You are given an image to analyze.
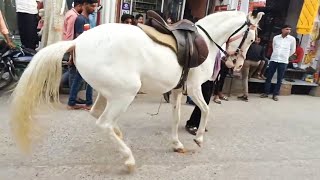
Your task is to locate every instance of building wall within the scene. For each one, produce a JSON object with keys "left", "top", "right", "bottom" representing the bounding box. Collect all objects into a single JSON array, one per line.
[
  {"left": 188, "top": 0, "right": 207, "bottom": 18},
  {"left": 1, "top": 0, "right": 18, "bottom": 34},
  {"left": 285, "top": 0, "right": 304, "bottom": 37}
]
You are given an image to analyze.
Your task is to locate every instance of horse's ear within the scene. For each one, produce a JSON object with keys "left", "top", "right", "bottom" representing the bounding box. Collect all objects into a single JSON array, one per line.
[
  {"left": 256, "top": 12, "right": 265, "bottom": 23},
  {"left": 248, "top": 11, "right": 264, "bottom": 25}
]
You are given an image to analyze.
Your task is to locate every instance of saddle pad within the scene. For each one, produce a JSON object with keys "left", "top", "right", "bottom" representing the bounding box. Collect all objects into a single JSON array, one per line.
[{"left": 138, "top": 24, "right": 177, "bottom": 53}]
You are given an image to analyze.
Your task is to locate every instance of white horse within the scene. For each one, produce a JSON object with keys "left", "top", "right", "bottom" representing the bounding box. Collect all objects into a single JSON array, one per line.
[{"left": 10, "top": 11, "right": 264, "bottom": 171}]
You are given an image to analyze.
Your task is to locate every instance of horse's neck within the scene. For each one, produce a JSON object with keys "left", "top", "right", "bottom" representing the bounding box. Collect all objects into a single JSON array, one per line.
[{"left": 197, "top": 12, "right": 246, "bottom": 47}]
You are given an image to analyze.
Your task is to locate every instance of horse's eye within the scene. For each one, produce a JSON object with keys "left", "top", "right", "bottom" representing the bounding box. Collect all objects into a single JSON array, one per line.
[{"left": 251, "top": 40, "right": 254, "bottom": 42}]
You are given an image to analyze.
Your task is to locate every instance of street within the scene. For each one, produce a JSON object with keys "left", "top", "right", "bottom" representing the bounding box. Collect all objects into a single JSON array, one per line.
[{"left": 1, "top": 93, "right": 320, "bottom": 180}]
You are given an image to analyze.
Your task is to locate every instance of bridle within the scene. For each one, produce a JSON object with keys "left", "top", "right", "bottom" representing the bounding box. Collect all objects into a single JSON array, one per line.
[{"left": 197, "top": 21, "right": 256, "bottom": 62}]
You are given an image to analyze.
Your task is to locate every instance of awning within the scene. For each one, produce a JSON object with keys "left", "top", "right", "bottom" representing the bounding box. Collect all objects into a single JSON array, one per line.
[{"left": 296, "top": 0, "right": 320, "bottom": 35}]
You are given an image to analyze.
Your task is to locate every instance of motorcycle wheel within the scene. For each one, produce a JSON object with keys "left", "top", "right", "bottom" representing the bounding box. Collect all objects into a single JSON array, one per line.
[{"left": 0, "top": 68, "right": 13, "bottom": 90}]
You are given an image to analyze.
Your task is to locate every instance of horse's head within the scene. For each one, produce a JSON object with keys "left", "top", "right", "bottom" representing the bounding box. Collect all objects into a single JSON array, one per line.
[{"left": 224, "top": 12, "right": 264, "bottom": 72}]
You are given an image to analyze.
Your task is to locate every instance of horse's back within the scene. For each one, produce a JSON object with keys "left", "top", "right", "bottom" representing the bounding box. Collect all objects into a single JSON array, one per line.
[{"left": 74, "top": 23, "right": 182, "bottom": 94}]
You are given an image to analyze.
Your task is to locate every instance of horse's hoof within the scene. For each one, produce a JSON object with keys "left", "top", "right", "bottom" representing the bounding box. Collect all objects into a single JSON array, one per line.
[
  {"left": 126, "top": 164, "right": 135, "bottom": 173},
  {"left": 173, "top": 148, "right": 186, "bottom": 153},
  {"left": 193, "top": 139, "right": 202, "bottom": 147}
]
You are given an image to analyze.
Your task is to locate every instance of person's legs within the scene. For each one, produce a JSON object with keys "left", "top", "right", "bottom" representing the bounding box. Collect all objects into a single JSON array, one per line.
[
  {"left": 262, "top": 61, "right": 278, "bottom": 96},
  {"left": 17, "top": 13, "right": 27, "bottom": 48},
  {"left": 18, "top": 13, "right": 38, "bottom": 49},
  {"left": 186, "top": 80, "right": 214, "bottom": 131},
  {"left": 218, "top": 63, "right": 228, "bottom": 94},
  {"left": 213, "top": 63, "right": 228, "bottom": 102},
  {"left": 85, "top": 83, "right": 93, "bottom": 106},
  {"left": 253, "top": 60, "right": 265, "bottom": 78},
  {"left": 273, "top": 62, "right": 287, "bottom": 100},
  {"left": 68, "top": 70, "right": 84, "bottom": 108},
  {"left": 240, "top": 61, "right": 250, "bottom": 97},
  {"left": 248, "top": 61, "right": 261, "bottom": 78},
  {"left": 68, "top": 65, "right": 77, "bottom": 88}
]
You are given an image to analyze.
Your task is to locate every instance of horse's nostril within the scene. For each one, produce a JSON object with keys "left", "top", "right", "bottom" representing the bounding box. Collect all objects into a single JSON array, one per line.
[{"left": 238, "top": 65, "right": 243, "bottom": 68}]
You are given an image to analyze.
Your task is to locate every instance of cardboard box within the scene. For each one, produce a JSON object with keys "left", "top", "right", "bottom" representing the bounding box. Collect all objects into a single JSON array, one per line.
[
  {"left": 309, "top": 86, "right": 320, "bottom": 97},
  {"left": 279, "top": 84, "right": 292, "bottom": 96}
]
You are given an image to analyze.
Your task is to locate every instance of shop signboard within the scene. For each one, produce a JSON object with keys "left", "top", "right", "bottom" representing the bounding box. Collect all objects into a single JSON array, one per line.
[{"left": 121, "top": 2, "right": 131, "bottom": 14}]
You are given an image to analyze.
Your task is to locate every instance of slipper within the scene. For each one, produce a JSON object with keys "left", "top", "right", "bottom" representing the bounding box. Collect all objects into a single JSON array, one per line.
[
  {"left": 219, "top": 96, "right": 229, "bottom": 101},
  {"left": 213, "top": 98, "right": 221, "bottom": 104},
  {"left": 237, "top": 95, "right": 248, "bottom": 102}
]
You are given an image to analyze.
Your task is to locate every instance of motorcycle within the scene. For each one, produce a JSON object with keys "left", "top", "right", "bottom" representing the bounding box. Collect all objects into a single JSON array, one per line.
[{"left": 0, "top": 44, "right": 36, "bottom": 90}]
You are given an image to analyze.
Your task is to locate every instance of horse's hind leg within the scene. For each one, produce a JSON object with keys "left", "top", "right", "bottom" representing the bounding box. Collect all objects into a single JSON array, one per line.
[
  {"left": 96, "top": 95, "right": 136, "bottom": 171},
  {"left": 90, "top": 93, "right": 107, "bottom": 119},
  {"left": 170, "top": 89, "right": 185, "bottom": 152},
  {"left": 91, "top": 93, "right": 123, "bottom": 139}
]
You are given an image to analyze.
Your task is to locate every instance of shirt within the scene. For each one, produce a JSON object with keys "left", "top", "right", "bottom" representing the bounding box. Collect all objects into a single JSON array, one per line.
[
  {"left": 15, "top": 0, "right": 39, "bottom": 14},
  {"left": 270, "top": 34, "right": 296, "bottom": 64},
  {"left": 0, "top": 11, "right": 9, "bottom": 35},
  {"left": 74, "top": 14, "right": 90, "bottom": 39},
  {"left": 63, "top": 8, "right": 79, "bottom": 40},
  {"left": 246, "top": 43, "right": 265, "bottom": 61},
  {"left": 89, "top": 12, "right": 97, "bottom": 28}
]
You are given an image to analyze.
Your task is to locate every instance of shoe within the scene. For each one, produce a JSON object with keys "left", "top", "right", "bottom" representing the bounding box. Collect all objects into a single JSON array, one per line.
[
  {"left": 76, "top": 98, "right": 86, "bottom": 104},
  {"left": 237, "top": 95, "right": 248, "bottom": 102},
  {"left": 272, "top": 95, "right": 279, "bottom": 101},
  {"left": 260, "top": 93, "right": 268, "bottom": 98},
  {"left": 67, "top": 104, "right": 84, "bottom": 110},
  {"left": 185, "top": 125, "right": 208, "bottom": 136},
  {"left": 185, "top": 125, "right": 197, "bottom": 136}
]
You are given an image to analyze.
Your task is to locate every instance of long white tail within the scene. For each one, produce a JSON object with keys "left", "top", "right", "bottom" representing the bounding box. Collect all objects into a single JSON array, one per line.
[{"left": 10, "top": 41, "right": 76, "bottom": 152}]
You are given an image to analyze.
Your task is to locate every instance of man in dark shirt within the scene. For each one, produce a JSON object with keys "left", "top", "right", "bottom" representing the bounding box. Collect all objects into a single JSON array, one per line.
[
  {"left": 68, "top": 0, "right": 97, "bottom": 110},
  {"left": 238, "top": 37, "right": 265, "bottom": 101}
]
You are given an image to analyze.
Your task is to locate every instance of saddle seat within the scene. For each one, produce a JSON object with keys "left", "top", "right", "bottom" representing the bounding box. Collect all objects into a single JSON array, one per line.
[
  {"left": 140, "top": 10, "right": 209, "bottom": 89},
  {"left": 146, "top": 10, "right": 198, "bottom": 34},
  {"left": 137, "top": 23, "right": 178, "bottom": 53},
  {"left": 144, "top": 10, "right": 208, "bottom": 69}
]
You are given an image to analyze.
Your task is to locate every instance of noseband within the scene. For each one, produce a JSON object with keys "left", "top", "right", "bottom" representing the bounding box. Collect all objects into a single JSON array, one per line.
[{"left": 197, "top": 21, "right": 254, "bottom": 59}]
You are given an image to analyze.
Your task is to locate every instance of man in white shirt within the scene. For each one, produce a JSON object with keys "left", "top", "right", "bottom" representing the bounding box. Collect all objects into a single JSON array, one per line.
[
  {"left": 261, "top": 25, "right": 296, "bottom": 101},
  {"left": 15, "top": 0, "right": 41, "bottom": 49}
]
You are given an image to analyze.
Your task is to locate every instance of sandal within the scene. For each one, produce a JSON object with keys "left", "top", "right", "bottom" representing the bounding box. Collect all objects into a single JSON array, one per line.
[
  {"left": 213, "top": 98, "right": 221, "bottom": 104},
  {"left": 219, "top": 96, "right": 229, "bottom": 101},
  {"left": 237, "top": 95, "right": 248, "bottom": 102}
]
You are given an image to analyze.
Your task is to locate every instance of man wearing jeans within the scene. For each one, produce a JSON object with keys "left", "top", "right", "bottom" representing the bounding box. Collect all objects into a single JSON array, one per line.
[
  {"left": 67, "top": 0, "right": 97, "bottom": 110},
  {"left": 260, "top": 25, "right": 296, "bottom": 101}
]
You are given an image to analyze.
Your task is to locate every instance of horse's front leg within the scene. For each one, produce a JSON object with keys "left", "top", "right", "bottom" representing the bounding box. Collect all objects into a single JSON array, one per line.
[
  {"left": 188, "top": 86, "right": 210, "bottom": 147},
  {"left": 170, "top": 89, "right": 185, "bottom": 153}
]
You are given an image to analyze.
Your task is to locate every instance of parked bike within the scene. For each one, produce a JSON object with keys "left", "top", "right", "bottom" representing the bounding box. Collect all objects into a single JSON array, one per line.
[{"left": 0, "top": 44, "right": 36, "bottom": 90}]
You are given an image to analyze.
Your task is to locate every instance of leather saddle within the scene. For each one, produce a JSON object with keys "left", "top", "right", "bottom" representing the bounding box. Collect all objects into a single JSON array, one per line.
[
  {"left": 145, "top": 10, "right": 208, "bottom": 68},
  {"left": 142, "top": 10, "right": 209, "bottom": 88}
]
